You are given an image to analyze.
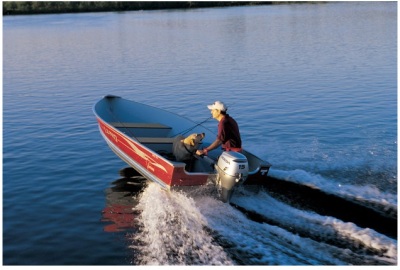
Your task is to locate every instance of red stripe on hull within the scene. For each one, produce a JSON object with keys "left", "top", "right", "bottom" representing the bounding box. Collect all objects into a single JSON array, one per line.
[{"left": 97, "top": 118, "right": 208, "bottom": 187}]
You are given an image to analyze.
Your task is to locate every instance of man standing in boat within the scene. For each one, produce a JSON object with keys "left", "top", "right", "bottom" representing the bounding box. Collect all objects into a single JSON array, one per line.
[{"left": 196, "top": 101, "right": 242, "bottom": 155}]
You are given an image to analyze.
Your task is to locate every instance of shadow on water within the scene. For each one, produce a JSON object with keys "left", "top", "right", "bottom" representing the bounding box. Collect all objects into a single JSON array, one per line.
[
  {"left": 102, "top": 168, "right": 148, "bottom": 233},
  {"left": 240, "top": 176, "right": 397, "bottom": 239}
]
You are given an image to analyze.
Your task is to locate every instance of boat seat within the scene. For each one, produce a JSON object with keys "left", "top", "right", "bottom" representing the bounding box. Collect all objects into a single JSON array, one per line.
[
  {"left": 136, "top": 137, "right": 176, "bottom": 144},
  {"left": 110, "top": 122, "right": 171, "bottom": 129}
]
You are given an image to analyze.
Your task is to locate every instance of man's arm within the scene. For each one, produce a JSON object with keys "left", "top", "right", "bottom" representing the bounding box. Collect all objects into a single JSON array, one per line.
[{"left": 196, "top": 139, "right": 222, "bottom": 155}]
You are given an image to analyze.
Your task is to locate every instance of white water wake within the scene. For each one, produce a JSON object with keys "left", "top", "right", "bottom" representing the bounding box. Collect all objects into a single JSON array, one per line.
[
  {"left": 230, "top": 187, "right": 397, "bottom": 265},
  {"left": 269, "top": 168, "right": 397, "bottom": 215},
  {"left": 130, "top": 182, "right": 397, "bottom": 265},
  {"left": 130, "top": 183, "right": 233, "bottom": 265}
]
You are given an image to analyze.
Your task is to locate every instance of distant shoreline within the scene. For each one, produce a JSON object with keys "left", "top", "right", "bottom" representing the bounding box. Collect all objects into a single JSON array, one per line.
[{"left": 3, "top": 1, "right": 324, "bottom": 16}]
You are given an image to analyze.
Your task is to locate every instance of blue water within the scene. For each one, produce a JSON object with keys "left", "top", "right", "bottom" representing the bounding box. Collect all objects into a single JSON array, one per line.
[{"left": 3, "top": 2, "right": 397, "bottom": 265}]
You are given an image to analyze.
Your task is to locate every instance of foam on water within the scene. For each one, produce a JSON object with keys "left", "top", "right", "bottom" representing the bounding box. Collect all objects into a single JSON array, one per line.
[
  {"left": 130, "top": 182, "right": 397, "bottom": 265},
  {"left": 230, "top": 188, "right": 397, "bottom": 264},
  {"left": 195, "top": 195, "right": 345, "bottom": 265},
  {"left": 269, "top": 168, "right": 397, "bottom": 214},
  {"left": 130, "top": 183, "right": 233, "bottom": 265}
]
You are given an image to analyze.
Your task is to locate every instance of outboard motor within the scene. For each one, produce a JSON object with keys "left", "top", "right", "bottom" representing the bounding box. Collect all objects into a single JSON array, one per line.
[{"left": 215, "top": 151, "right": 249, "bottom": 202}]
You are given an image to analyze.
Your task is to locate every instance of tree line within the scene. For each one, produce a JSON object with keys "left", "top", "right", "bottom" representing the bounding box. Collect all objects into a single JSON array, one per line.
[{"left": 3, "top": 1, "right": 274, "bottom": 15}]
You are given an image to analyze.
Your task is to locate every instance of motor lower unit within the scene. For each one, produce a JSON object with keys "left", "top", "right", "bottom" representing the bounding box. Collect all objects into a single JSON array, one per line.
[{"left": 215, "top": 151, "right": 249, "bottom": 202}]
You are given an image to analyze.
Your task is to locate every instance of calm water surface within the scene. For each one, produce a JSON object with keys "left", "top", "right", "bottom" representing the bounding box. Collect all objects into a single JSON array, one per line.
[{"left": 3, "top": 2, "right": 397, "bottom": 265}]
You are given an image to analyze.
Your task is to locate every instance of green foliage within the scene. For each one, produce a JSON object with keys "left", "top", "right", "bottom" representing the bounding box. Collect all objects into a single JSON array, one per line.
[{"left": 3, "top": 1, "right": 268, "bottom": 15}]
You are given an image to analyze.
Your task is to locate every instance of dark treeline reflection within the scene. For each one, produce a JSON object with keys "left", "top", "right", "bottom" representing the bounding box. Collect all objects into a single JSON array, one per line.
[{"left": 3, "top": 1, "right": 287, "bottom": 15}]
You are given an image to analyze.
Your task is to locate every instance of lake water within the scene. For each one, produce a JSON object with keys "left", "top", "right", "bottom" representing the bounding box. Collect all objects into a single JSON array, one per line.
[{"left": 2, "top": 2, "right": 397, "bottom": 266}]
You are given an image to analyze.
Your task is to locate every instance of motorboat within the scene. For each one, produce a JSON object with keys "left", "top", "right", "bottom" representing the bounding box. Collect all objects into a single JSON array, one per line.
[{"left": 93, "top": 95, "right": 271, "bottom": 202}]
